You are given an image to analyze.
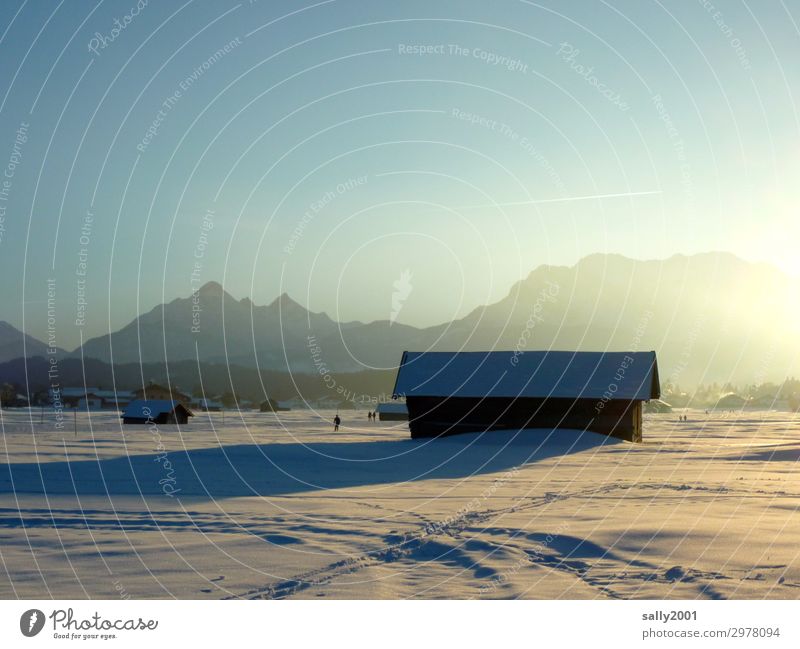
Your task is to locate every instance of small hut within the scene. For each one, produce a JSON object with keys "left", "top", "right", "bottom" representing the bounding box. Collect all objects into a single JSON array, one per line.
[
  {"left": 376, "top": 402, "right": 408, "bottom": 421},
  {"left": 121, "top": 400, "right": 193, "bottom": 425},
  {"left": 260, "top": 398, "right": 290, "bottom": 412}
]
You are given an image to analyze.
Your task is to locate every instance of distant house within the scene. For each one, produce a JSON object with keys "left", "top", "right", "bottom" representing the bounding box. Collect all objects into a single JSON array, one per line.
[
  {"left": 376, "top": 402, "right": 408, "bottom": 421},
  {"left": 714, "top": 392, "right": 746, "bottom": 409},
  {"left": 51, "top": 387, "right": 134, "bottom": 410},
  {"left": 52, "top": 387, "right": 100, "bottom": 408},
  {"left": 392, "top": 350, "right": 661, "bottom": 443},
  {"left": 260, "top": 398, "right": 290, "bottom": 412},
  {"left": 78, "top": 394, "right": 104, "bottom": 410},
  {"left": 121, "top": 400, "right": 193, "bottom": 425},
  {"left": 133, "top": 382, "right": 190, "bottom": 405},
  {"left": 196, "top": 398, "right": 223, "bottom": 412},
  {"left": 644, "top": 399, "right": 673, "bottom": 414},
  {"left": 93, "top": 390, "right": 134, "bottom": 410}
]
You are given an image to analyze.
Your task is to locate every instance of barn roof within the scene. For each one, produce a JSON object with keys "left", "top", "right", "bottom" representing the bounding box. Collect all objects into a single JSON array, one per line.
[
  {"left": 392, "top": 350, "right": 660, "bottom": 401},
  {"left": 121, "top": 400, "right": 193, "bottom": 419},
  {"left": 55, "top": 387, "right": 100, "bottom": 398}
]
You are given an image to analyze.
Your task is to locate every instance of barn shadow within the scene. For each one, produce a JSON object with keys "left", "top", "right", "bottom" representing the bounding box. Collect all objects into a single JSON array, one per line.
[
  {"left": 0, "top": 429, "right": 619, "bottom": 500},
  {"left": 735, "top": 443, "right": 800, "bottom": 462}
]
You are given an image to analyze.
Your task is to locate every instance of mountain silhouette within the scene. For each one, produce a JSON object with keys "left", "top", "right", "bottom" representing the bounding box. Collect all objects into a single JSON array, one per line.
[
  {"left": 0, "top": 321, "right": 64, "bottom": 364},
  {"left": 3, "top": 253, "right": 797, "bottom": 386}
]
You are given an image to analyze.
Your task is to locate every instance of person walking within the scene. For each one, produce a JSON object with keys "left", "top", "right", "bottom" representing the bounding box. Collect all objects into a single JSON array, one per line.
[{"left": 334, "top": 414, "right": 341, "bottom": 431}]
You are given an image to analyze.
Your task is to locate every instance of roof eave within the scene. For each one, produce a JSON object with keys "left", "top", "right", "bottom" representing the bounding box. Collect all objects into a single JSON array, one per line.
[
  {"left": 391, "top": 351, "right": 409, "bottom": 399},
  {"left": 650, "top": 352, "right": 662, "bottom": 399}
]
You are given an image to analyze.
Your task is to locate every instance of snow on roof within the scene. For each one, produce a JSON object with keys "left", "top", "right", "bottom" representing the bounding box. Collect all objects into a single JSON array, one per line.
[
  {"left": 121, "top": 400, "right": 192, "bottom": 419},
  {"left": 94, "top": 390, "right": 134, "bottom": 399},
  {"left": 393, "top": 350, "right": 660, "bottom": 401},
  {"left": 56, "top": 387, "right": 100, "bottom": 397},
  {"left": 376, "top": 402, "right": 408, "bottom": 413}
]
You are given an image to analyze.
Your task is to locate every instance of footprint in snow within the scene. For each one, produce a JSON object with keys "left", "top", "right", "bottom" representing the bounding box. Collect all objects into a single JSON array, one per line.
[{"left": 665, "top": 566, "right": 687, "bottom": 582}]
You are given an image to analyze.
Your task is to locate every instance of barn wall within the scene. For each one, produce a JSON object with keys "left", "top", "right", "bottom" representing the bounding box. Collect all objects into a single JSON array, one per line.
[
  {"left": 406, "top": 396, "right": 643, "bottom": 442},
  {"left": 378, "top": 412, "right": 408, "bottom": 421},
  {"left": 122, "top": 411, "right": 188, "bottom": 425}
]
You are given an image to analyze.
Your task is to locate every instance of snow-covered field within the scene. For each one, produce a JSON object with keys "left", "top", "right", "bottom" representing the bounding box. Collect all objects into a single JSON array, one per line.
[{"left": 0, "top": 407, "right": 798, "bottom": 599}]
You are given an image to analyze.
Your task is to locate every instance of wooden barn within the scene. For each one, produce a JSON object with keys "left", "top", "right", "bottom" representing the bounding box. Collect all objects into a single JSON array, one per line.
[
  {"left": 121, "top": 400, "right": 193, "bottom": 425},
  {"left": 392, "top": 350, "right": 660, "bottom": 442}
]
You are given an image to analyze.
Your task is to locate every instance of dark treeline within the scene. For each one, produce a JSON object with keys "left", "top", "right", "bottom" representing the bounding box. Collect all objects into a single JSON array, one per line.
[
  {"left": 663, "top": 378, "right": 800, "bottom": 409},
  {"left": 6, "top": 355, "right": 798, "bottom": 411},
  {"left": 0, "top": 356, "right": 398, "bottom": 408}
]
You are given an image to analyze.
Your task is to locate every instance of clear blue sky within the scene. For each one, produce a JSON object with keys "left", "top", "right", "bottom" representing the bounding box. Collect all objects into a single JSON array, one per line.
[{"left": 0, "top": 0, "right": 798, "bottom": 348}]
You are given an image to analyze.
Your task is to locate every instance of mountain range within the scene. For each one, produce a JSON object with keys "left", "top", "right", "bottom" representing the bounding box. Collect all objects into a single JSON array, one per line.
[
  {"left": 0, "top": 321, "right": 64, "bottom": 362},
  {"left": 1, "top": 253, "right": 797, "bottom": 387}
]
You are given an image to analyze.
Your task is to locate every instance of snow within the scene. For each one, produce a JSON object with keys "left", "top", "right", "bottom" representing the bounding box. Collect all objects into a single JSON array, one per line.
[{"left": 0, "top": 407, "right": 798, "bottom": 599}]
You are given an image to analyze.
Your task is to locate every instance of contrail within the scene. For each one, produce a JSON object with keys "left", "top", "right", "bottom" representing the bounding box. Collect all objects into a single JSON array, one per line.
[{"left": 431, "top": 190, "right": 662, "bottom": 211}]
